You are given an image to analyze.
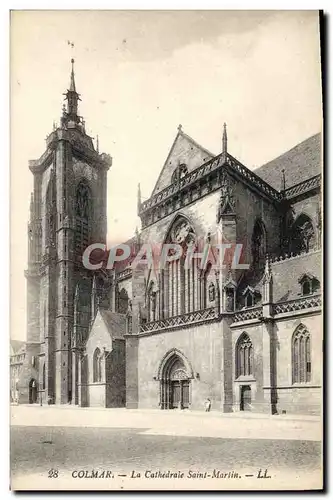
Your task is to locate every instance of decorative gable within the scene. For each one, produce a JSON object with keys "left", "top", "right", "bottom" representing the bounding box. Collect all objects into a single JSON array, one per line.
[
  {"left": 242, "top": 285, "right": 262, "bottom": 308},
  {"left": 151, "top": 126, "right": 214, "bottom": 196}
]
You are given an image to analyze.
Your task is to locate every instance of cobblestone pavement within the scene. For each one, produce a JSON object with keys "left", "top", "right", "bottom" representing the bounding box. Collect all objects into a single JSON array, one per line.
[{"left": 10, "top": 406, "right": 322, "bottom": 491}]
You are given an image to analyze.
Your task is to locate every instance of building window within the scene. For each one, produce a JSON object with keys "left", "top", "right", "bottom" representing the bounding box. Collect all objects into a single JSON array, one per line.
[
  {"left": 245, "top": 292, "right": 254, "bottom": 308},
  {"left": 302, "top": 279, "right": 311, "bottom": 296},
  {"left": 242, "top": 286, "right": 261, "bottom": 308},
  {"left": 93, "top": 348, "right": 102, "bottom": 382},
  {"left": 292, "top": 324, "right": 311, "bottom": 383},
  {"left": 298, "top": 274, "right": 320, "bottom": 296},
  {"left": 116, "top": 287, "right": 129, "bottom": 314},
  {"left": 162, "top": 216, "right": 196, "bottom": 318},
  {"left": 208, "top": 282, "right": 216, "bottom": 303},
  {"left": 46, "top": 174, "right": 56, "bottom": 248},
  {"left": 252, "top": 219, "right": 266, "bottom": 271},
  {"left": 290, "top": 214, "right": 315, "bottom": 255},
  {"left": 236, "top": 333, "right": 253, "bottom": 378},
  {"left": 75, "top": 181, "right": 91, "bottom": 261}
]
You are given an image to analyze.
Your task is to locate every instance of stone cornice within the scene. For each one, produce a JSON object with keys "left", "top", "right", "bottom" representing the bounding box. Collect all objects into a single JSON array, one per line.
[
  {"left": 29, "top": 127, "right": 112, "bottom": 174},
  {"left": 127, "top": 294, "right": 321, "bottom": 336},
  {"left": 283, "top": 174, "right": 321, "bottom": 200}
]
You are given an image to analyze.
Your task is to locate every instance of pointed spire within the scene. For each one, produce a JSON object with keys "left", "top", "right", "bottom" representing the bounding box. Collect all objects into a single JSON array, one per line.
[
  {"left": 280, "top": 169, "right": 286, "bottom": 193},
  {"left": 69, "top": 58, "right": 76, "bottom": 92},
  {"left": 222, "top": 122, "right": 227, "bottom": 154},
  {"left": 96, "top": 135, "right": 99, "bottom": 153},
  {"left": 137, "top": 183, "right": 141, "bottom": 214},
  {"left": 62, "top": 58, "right": 81, "bottom": 124}
]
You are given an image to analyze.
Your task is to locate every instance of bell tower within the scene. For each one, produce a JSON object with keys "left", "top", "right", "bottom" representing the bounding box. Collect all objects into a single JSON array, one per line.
[{"left": 24, "top": 60, "right": 112, "bottom": 405}]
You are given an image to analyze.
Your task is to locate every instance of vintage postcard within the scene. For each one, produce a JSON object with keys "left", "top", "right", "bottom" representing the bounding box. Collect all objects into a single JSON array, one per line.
[{"left": 10, "top": 10, "right": 323, "bottom": 491}]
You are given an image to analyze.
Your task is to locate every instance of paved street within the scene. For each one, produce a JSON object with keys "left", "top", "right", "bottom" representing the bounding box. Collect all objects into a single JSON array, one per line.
[{"left": 10, "top": 406, "right": 322, "bottom": 490}]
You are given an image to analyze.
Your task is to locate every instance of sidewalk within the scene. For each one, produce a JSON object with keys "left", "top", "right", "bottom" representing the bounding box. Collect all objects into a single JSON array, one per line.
[
  {"left": 12, "top": 403, "right": 321, "bottom": 422},
  {"left": 10, "top": 404, "right": 322, "bottom": 442}
]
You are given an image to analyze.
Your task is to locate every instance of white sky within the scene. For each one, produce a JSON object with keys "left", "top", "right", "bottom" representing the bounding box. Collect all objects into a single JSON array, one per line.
[{"left": 10, "top": 10, "right": 322, "bottom": 341}]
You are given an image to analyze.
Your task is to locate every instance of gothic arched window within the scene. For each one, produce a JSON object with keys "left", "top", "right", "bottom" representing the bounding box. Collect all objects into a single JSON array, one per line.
[
  {"left": 161, "top": 216, "right": 197, "bottom": 318},
  {"left": 291, "top": 214, "right": 315, "bottom": 255},
  {"left": 292, "top": 325, "right": 311, "bottom": 383},
  {"left": 236, "top": 333, "right": 253, "bottom": 378},
  {"left": 75, "top": 181, "right": 92, "bottom": 260},
  {"left": 252, "top": 219, "right": 266, "bottom": 271},
  {"left": 74, "top": 278, "right": 92, "bottom": 348},
  {"left": 93, "top": 348, "right": 102, "bottom": 383},
  {"left": 116, "top": 287, "right": 129, "bottom": 314},
  {"left": 45, "top": 172, "right": 56, "bottom": 248}
]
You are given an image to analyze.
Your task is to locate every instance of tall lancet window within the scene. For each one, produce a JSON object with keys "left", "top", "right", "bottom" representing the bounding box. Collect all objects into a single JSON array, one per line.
[
  {"left": 93, "top": 348, "right": 102, "bottom": 383},
  {"left": 290, "top": 214, "right": 315, "bottom": 255},
  {"left": 75, "top": 181, "right": 91, "bottom": 261},
  {"left": 252, "top": 219, "right": 267, "bottom": 271},
  {"left": 292, "top": 324, "right": 311, "bottom": 383},
  {"left": 236, "top": 333, "right": 253, "bottom": 378},
  {"left": 46, "top": 172, "right": 56, "bottom": 248},
  {"left": 161, "top": 216, "right": 197, "bottom": 318}
]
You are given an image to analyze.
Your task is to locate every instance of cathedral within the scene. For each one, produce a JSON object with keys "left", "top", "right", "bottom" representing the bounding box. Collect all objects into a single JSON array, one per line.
[{"left": 18, "top": 61, "right": 322, "bottom": 415}]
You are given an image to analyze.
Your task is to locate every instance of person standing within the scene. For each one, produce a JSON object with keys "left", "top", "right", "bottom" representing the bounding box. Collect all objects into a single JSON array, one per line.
[{"left": 204, "top": 398, "right": 211, "bottom": 412}]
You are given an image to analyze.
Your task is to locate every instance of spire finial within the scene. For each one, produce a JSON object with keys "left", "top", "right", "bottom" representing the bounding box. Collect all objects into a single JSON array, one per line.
[
  {"left": 137, "top": 183, "right": 142, "bottom": 213},
  {"left": 263, "top": 253, "right": 273, "bottom": 283},
  {"left": 281, "top": 169, "right": 286, "bottom": 193},
  {"left": 70, "top": 58, "right": 76, "bottom": 92},
  {"left": 178, "top": 124, "right": 183, "bottom": 133},
  {"left": 222, "top": 122, "right": 227, "bottom": 154},
  {"left": 96, "top": 134, "right": 99, "bottom": 153}
]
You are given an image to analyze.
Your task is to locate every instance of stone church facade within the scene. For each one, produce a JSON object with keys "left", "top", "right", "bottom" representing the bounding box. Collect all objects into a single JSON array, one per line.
[{"left": 20, "top": 61, "right": 322, "bottom": 415}]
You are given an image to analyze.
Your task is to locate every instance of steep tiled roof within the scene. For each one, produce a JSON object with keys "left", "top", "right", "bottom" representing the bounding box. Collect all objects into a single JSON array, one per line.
[
  {"left": 271, "top": 250, "right": 321, "bottom": 302},
  {"left": 99, "top": 309, "right": 126, "bottom": 340},
  {"left": 236, "top": 250, "right": 321, "bottom": 305},
  {"left": 254, "top": 133, "right": 321, "bottom": 191}
]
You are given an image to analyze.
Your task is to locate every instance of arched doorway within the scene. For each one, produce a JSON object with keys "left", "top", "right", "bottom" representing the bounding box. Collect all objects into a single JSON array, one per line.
[
  {"left": 240, "top": 385, "right": 251, "bottom": 411},
  {"left": 158, "top": 351, "right": 192, "bottom": 410},
  {"left": 29, "top": 378, "right": 38, "bottom": 404}
]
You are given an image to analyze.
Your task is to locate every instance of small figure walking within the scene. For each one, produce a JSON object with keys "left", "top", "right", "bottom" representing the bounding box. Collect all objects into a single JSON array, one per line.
[{"left": 204, "top": 398, "right": 211, "bottom": 412}]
